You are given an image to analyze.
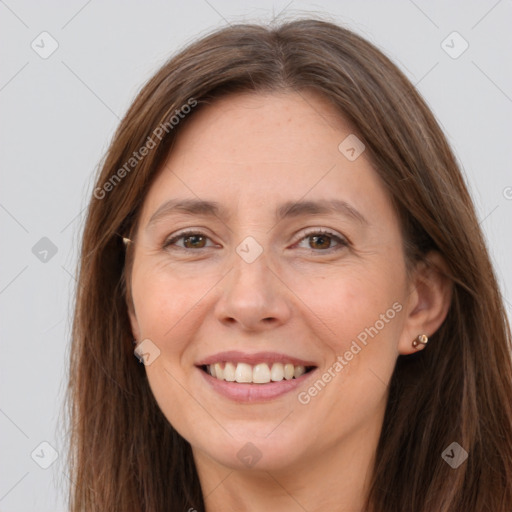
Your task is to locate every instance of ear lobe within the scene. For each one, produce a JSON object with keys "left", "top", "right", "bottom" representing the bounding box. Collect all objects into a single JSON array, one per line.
[{"left": 398, "top": 252, "right": 453, "bottom": 355}]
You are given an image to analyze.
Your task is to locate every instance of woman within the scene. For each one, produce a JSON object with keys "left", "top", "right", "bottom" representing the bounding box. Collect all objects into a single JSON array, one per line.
[{"left": 66, "top": 18, "right": 512, "bottom": 511}]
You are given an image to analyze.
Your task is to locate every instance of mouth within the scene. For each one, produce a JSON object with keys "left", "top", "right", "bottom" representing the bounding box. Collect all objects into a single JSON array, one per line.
[
  {"left": 199, "top": 362, "right": 316, "bottom": 384},
  {"left": 195, "top": 351, "right": 318, "bottom": 402}
]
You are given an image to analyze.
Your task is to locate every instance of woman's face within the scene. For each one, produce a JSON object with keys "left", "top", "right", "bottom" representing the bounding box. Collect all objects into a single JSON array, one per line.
[{"left": 128, "top": 91, "right": 418, "bottom": 473}]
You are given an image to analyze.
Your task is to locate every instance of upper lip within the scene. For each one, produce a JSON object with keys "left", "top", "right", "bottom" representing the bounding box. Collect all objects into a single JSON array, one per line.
[{"left": 195, "top": 350, "right": 317, "bottom": 367}]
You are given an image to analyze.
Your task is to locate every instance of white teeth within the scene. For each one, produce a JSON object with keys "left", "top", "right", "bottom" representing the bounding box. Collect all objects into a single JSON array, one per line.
[
  {"left": 224, "top": 362, "right": 236, "bottom": 381},
  {"left": 213, "top": 362, "right": 224, "bottom": 380},
  {"left": 253, "top": 363, "right": 271, "bottom": 384},
  {"left": 235, "top": 362, "right": 253, "bottom": 383},
  {"left": 284, "top": 363, "right": 295, "bottom": 380},
  {"left": 294, "top": 365, "right": 305, "bottom": 378},
  {"left": 205, "top": 361, "right": 312, "bottom": 384},
  {"left": 270, "top": 362, "right": 284, "bottom": 381}
]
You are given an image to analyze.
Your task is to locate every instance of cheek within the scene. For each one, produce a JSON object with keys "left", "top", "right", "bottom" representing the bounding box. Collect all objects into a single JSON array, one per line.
[
  {"left": 131, "top": 261, "right": 212, "bottom": 345},
  {"left": 290, "top": 264, "right": 405, "bottom": 353},
  {"left": 292, "top": 270, "right": 404, "bottom": 440},
  {"left": 130, "top": 266, "right": 213, "bottom": 440}
]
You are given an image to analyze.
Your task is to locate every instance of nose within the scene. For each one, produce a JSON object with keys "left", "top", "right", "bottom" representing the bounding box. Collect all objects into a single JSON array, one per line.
[{"left": 213, "top": 246, "right": 292, "bottom": 332}]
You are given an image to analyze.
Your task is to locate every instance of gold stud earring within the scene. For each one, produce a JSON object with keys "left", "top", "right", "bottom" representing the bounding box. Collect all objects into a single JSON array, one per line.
[
  {"left": 412, "top": 334, "right": 429, "bottom": 349},
  {"left": 122, "top": 237, "right": 132, "bottom": 246}
]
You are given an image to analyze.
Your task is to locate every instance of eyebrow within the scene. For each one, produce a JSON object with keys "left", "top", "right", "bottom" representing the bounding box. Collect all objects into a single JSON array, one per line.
[{"left": 146, "top": 197, "right": 368, "bottom": 229}]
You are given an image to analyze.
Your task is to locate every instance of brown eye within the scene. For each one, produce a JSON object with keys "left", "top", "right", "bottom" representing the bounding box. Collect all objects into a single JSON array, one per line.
[
  {"left": 181, "top": 234, "right": 207, "bottom": 249},
  {"left": 309, "top": 234, "right": 332, "bottom": 250},
  {"left": 163, "top": 230, "right": 213, "bottom": 250},
  {"left": 295, "top": 229, "right": 348, "bottom": 253},
  {"left": 163, "top": 228, "right": 348, "bottom": 254}
]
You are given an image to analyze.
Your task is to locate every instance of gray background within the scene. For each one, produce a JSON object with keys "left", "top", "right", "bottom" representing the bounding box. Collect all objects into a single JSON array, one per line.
[{"left": 0, "top": 0, "right": 511, "bottom": 510}]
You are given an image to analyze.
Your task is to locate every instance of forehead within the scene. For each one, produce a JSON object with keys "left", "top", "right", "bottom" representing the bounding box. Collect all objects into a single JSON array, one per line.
[
  {"left": 138, "top": 90, "right": 391, "bottom": 228},
  {"left": 171, "top": 90, "right": 352, "bottom": 162}
]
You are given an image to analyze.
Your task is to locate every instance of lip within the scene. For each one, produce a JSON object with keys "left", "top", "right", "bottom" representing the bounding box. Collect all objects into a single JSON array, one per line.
[
  {"left": 195, "top": 351, "right": 318, "bottom": 403},
  {"left": 198, "top": 366, "right": 318, "bottom": 402},
  {"left": 195, "top": 350, "right": 317, "bottom": 367}
]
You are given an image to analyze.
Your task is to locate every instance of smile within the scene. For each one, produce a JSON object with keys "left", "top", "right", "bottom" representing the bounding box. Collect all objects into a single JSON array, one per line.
[
  {"left": 202, "top": 362, "right": 316, "bottom": 384},
  {"left": 195, "top": 350, "right": 318, "bottom": 401}
]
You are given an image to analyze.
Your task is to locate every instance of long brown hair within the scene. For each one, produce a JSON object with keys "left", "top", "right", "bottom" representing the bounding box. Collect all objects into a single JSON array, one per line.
[{"left": 65, "top": 17, "right": 512, "bottom": 511}]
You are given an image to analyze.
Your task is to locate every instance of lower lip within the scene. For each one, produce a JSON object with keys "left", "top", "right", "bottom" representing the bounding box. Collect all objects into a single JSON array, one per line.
[{"left": 198, "top": 367, "right": 317, "bottom": 403}]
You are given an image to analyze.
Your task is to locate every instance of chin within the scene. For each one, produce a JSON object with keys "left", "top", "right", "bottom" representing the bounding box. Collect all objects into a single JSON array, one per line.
[{"left": 189, "top": 426, "right": 308, "bottom": 473}]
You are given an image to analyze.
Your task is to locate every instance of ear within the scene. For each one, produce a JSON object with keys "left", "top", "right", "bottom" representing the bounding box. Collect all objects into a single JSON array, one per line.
[{"left": 398, "top": 251, "right": 453, "bottom": 355}]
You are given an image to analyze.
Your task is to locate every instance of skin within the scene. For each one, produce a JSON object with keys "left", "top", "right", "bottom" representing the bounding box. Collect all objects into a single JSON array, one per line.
[{"left": 127, "top": 91, "right": 452, "bottom": 512}]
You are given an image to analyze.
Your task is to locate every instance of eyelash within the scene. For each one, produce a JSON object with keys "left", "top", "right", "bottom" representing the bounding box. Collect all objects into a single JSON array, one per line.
[{"left": 162, "top": 228, "right": 349, "bottom": 254}]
